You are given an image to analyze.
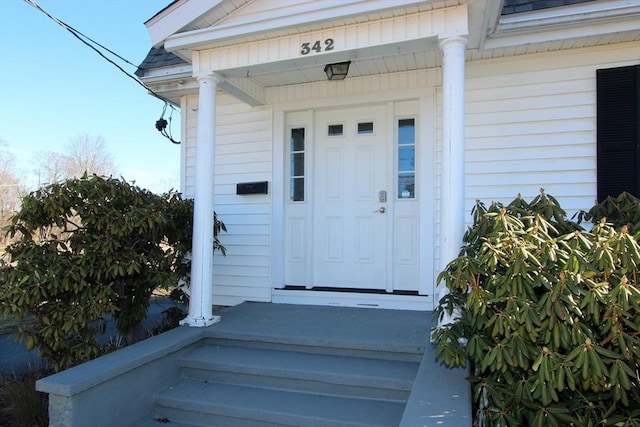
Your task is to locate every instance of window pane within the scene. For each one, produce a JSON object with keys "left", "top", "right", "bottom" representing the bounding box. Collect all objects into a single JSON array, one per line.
[
  {"left": 328, "top": 124, "right": 343, "bottom": 136},
  {"left": 398, "top": 119, "right": 415, "bottom": 145},
  {"left": 291, "top": 153, "right": 304, "bottom": 176},
  {"left": 398, "top": 173, "right": 415, "bottom": 199},
  {"left": 397, "top": 118, "right": 416, "bottom": 199},
  {"left": 291, "top": 128, "right": 305, "bottom": 152},
  {"left": 398, "top": 147, "right": 415, "bottom": 172},
  {"left": 290, "top": 127, "right": 305, "bottom": 202},
  {"left": 357, "top": 122, "right": 374, "bottom": 134},
  {"left": 291, "top": 178, "right": 304, "bottom": 201}
]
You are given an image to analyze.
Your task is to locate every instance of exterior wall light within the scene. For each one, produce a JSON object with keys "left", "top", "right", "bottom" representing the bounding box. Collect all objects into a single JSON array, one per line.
[{"left": 324, "top": 61, "right": 351, "bottom": 80}]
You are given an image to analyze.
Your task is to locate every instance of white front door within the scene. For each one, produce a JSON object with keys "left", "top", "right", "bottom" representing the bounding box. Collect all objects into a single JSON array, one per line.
[{"left": 313, "top": 105, "right": 389, "bottom": 289}]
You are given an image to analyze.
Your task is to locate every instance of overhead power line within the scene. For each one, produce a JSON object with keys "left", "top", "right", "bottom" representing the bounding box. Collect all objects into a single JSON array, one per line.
[{"left": 22, "top": 0, "right": 181, "bottom": 144}]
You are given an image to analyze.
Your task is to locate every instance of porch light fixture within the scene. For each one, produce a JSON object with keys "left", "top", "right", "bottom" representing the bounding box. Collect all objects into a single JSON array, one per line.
[{"left": 324, "top": 61, "right": 351, "bottom": 80}]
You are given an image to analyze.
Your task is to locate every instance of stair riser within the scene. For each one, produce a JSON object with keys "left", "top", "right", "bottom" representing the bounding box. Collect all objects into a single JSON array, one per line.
[
  {"left": 180, "top": 367, "right": 411, "bottom": 401},
  {"left": 203, "top": 337, "right": 423, "bottom": 362},
  {"left": 153, "top": 405, "right": 288, "bottom": 427},
  {"left": 154, "top": 402, "right": 388, "bottom": 427}
]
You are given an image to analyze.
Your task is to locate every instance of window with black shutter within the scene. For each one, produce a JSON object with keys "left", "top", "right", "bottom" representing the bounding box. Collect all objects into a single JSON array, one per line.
[{"left": 596, "top": 64, "right": 640, "bottom": 202}]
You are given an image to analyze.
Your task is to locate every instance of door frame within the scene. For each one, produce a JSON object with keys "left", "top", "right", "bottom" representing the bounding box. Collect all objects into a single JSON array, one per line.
[{"left": 272, "top": 93, "right": 436, "bottom": 310}]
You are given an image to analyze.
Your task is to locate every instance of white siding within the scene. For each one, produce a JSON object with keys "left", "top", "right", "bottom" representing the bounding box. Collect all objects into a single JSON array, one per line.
[
  {"left": 184, "top": 93, "right": 273, "bottom": 306},
  {"left": 464, "top": 43, "right": 639, "bottom": 217}
]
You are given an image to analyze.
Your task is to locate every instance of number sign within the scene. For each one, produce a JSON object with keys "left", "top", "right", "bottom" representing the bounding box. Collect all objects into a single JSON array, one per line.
[{"left": 300, "top": 38, "right": 335, "bottom": 55}]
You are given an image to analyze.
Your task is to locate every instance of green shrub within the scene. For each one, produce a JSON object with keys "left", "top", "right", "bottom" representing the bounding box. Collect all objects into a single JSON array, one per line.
[
  {"left": 433, "top": 190, "right": 640, "bottom": 426},
  {"left": 578, "top": 192, "right": 640, "bottom": 236},
  {"left": 0, "top": 175, "right": 224, "bottom": 371}
]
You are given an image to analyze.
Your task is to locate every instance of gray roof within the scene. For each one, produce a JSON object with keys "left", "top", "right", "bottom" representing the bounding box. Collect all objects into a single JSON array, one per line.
[
  {"left": 135, "top": 46, "right": 187, "bottom": 77},
  {"left": 502, "top": 0, "right": 597, "bottom": 15}
]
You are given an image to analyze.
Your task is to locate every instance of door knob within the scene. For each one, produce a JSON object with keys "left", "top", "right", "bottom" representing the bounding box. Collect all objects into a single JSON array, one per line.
[{"left": 373, "top": 207, "right": 386, "bottom": 214}]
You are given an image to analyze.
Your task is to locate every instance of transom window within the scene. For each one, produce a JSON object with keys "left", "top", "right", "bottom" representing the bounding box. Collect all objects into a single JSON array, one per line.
[
  {"left": 357, "top": 121, "right": 374, "bottom": 134},
  {"left": 328, "top": 124, "right": 344, "bottom": 136}
]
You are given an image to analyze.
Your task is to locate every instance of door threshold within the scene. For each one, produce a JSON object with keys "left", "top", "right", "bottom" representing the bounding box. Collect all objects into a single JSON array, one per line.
[
  {"left": 273, "top": 288, "right": 432, "bottom": 311},
  {"left": 282, "top": 285, "right": 420, "bottom": 296}
]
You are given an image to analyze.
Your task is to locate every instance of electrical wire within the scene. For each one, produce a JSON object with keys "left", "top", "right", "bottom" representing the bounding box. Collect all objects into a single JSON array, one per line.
[
  {"left": 22, "top": 0, "right": 181, "bottom": 144},
  {"left": 156, "top": 103, "right": 180, "bottom": 145}
]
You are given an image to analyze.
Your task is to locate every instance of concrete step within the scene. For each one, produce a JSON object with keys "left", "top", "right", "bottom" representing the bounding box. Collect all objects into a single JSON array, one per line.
[
  {"left": 180, "top": 343, "right": 418, "bottom": 401},
  {"left": 154, "top": 378, "right": 407, "bottom": 427},
  {"left": 147, "top": 302, "right": 432, "bottom": 426},
  {"left": 180, "top": 345, "right": 419, "bottom": 401},
  {"left": 203, "top": 331, "right": 425, "bottom": 363}
]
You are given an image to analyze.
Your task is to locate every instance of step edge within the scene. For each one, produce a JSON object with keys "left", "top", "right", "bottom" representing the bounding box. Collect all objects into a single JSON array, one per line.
[
  {"left": 203, "top": 331, "right": 427, "bottom": 356},
  {"left": 181, "top": 363, "right": 415, "bottom": 390},
  {"left": 155, "top": 382, "right": 405, "bottom": 427}
]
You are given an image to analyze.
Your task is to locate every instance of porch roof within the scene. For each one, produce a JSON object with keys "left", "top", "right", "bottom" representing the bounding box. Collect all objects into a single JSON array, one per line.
[{"left": 136, "top": 0, "right": 639, "bottom": 106}]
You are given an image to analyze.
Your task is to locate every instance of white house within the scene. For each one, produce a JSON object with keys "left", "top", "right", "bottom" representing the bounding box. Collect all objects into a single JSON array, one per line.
[
  {"left": 34, "top": 1, "right": 639, "bottom": 424},
  {"left": 135, "top": 0, "right": 640, "bottom": 325}
]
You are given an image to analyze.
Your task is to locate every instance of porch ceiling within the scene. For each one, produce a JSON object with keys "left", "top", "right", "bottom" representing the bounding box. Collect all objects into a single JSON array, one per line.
[
  {"left": 216, "top": 37, "right": 442, "bottom": 88},
  {"left": 246, "top": 50, "right": 442, "bottom": 87}
]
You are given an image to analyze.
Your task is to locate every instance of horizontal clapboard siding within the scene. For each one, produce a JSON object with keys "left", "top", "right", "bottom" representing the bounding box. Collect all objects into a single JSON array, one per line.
[
  {"left": 183, "top": 93, "right": 273, "bottom": 306},
  {"left": 465, "top": 44, "right": 638, "bottom": 215}
]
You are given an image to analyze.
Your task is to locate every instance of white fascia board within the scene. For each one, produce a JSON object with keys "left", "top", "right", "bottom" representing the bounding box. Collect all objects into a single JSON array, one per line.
[
  {"left": 146, "top": 0, "right": 225, "bottom": 48},
  {"left": 466, "top": 0, "right": 502, "bottom": 50},
  {"left": 486, "top": 20, "right": 640, "bottom": 50},
  {"left": 141, "top": 76, "right": 199, "bottom": 107},
  {"left": 139, "top": 66, "right": 193, "bottom": 85},
  {"left": 499, "top": 0, "right": 638, "bottom": 27},
  {"left": 140, "top": 65, "right": 266, "bottom": 107},
  {"left": 486, "top": 0, "right": 640, "bottom": 49},
  {"left": 164, "top": 0, "right": 430, "bottom": 51}
]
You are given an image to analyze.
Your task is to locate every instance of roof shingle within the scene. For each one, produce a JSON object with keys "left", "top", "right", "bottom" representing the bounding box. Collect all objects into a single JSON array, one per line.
[{"left": 135, "top": 46, "right": 187, "bottom": 77}]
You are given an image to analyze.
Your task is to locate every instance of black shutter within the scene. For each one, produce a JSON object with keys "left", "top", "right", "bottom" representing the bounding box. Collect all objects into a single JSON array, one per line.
[{"left": 596, "top": 64, "right": 640, "bottom": 202}]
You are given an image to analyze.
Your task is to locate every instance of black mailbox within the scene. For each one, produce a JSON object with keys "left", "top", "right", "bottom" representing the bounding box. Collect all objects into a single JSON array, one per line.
[{"left": 236, "top": 181, "right": 268, "bottom": 195}]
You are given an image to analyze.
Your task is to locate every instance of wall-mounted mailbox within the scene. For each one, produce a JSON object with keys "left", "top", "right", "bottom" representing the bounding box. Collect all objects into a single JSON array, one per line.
[{"left": 237, "top": 181, "right": 268, "bottom": 195}]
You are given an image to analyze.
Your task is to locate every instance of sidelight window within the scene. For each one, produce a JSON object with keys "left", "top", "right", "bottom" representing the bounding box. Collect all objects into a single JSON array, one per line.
[
  {"left": 397, "top": 118, "right": 416, "bottom": 199},
  {"left": 290, "top": 127, "right": 305, "bottom": 201}
]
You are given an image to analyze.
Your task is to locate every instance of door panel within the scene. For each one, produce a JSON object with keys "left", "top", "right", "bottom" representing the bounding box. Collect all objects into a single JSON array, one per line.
[{"left": 314, "top": 106, "right": 388, "bottom": 289}]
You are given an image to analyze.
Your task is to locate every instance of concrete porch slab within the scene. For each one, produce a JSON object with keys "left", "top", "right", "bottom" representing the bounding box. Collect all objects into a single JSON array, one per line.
[{"left": 207, "top": 302, "right": 433, "bottom": 354}]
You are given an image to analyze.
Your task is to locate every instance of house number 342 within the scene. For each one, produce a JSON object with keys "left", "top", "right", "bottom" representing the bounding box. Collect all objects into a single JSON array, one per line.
[{"left": 300, "top": 39, "right": 335, "bottom": 55}]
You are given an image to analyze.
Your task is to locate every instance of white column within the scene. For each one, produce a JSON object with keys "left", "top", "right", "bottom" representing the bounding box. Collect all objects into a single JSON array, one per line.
[
  {"left": 181, "top": 73, "right": 223, "bottom": 327},
  {"left": 438, "top": 36, "right": 467, "bottom": 325}
]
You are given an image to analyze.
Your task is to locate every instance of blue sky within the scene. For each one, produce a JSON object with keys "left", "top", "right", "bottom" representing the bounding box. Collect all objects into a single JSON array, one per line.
[{"left": 0, "top": 0, "right": 180, "bottom": 193}]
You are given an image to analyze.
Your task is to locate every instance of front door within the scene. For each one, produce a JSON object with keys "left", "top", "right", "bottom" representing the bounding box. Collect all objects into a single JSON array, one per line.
[{"left": 313, "top": 105, "right": 389, "bottom": 289}]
